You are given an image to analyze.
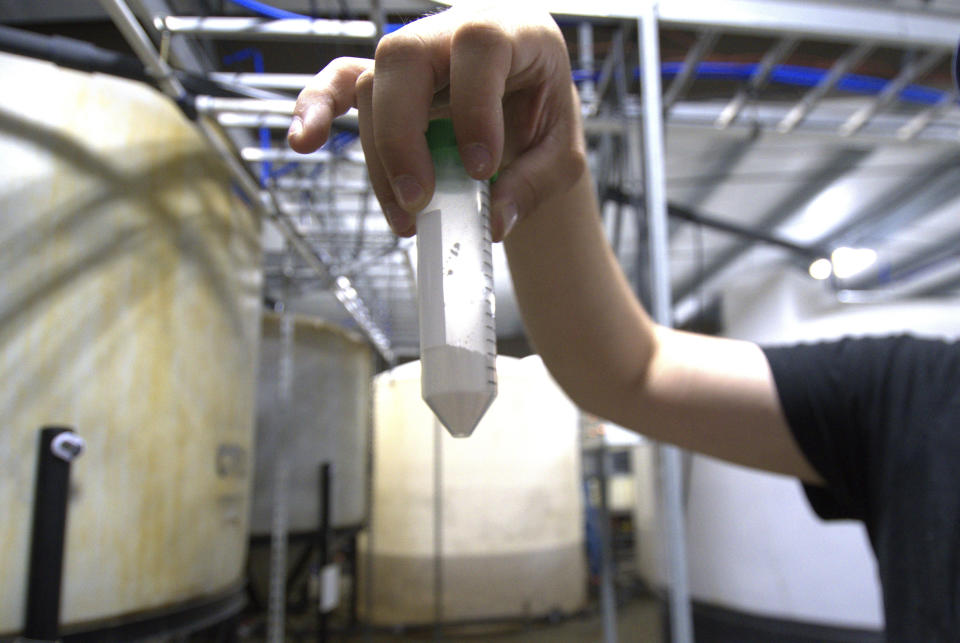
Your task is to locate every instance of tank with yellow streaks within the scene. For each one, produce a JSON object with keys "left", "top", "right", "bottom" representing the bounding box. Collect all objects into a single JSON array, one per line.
[{"left": 0, "top": 53, "right": 262, "bottom": 635}]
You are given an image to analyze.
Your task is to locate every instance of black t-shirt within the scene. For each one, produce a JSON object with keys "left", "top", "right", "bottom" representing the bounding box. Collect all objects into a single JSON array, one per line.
[{"left": 764, "top": 335, "right": 960, "bottom": 640}]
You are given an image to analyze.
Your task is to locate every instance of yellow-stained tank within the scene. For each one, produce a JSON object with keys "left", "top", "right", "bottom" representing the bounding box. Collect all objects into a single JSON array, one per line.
[
  {"left": 362, "top": 355, "right": 586, "bottom": 625},
  {"left": 0, "top": 53, "right": 262, "bottom": 635}
]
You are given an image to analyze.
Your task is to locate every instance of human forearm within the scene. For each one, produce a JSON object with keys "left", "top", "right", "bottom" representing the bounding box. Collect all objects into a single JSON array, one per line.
[{"left": 505, "top": 169, "right": 659, "bottom": 420}]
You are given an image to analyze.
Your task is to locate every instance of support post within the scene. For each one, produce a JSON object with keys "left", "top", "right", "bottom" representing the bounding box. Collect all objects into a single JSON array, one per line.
[
  {"left": 636, "top": 3, "right": 694, "bottom": 642},
  {"left": 317, "top": 463, "right": 332, "bottom": 643}
]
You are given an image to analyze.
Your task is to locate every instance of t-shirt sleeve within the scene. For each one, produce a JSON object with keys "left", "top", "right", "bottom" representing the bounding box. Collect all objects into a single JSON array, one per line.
[{"left": 761, "top": 335, "right": 942, "bottom": 524}]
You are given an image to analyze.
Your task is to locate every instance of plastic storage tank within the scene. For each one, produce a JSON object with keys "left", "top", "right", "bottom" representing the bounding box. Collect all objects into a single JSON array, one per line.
[
  {"left": 249, "top": 313, "right": 373, "bottom": 535},
  {"left": 361, "top": 355, "right": 586, "bottom": 625},
  {"left": 0, "top": 53, "right": 262, "bottom": 638}
]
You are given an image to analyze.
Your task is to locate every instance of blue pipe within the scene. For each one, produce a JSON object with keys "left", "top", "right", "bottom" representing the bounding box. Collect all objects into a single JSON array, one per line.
[
  {"left": 627, "top": 61, "right": 950, "bottom": 106},
  {"left": 226, "top": 0, "right": 307, "bottom": 20},
  {"left": 224, "top": 47, "right": 273, "bottom": 186}
]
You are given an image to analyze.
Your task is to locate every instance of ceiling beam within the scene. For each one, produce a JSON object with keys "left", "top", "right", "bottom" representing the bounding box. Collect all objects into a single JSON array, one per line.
[
  {"left": 673, "top": 147, "right": 870, "bottom": 301},
  {"left": 534, "top": 0, "right": 960, "bottom": 49}
]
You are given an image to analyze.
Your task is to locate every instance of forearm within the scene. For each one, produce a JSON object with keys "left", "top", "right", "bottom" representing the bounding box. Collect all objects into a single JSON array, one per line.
[{"left": 504, "top": 169, "right": 659, "bottom": 419}]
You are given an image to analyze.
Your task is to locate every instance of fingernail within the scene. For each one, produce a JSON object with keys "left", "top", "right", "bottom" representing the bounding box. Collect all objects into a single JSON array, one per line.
[
  {"left": 462, "top": 143, "right": 492, "bottom": 177},
  {"left": 287, "top": 115, "right": 303, "bottom": 140},
  {"left": 501, "top": 202, "right": 519, "bottom": 238},
  {"left": 384, "top": 203, "right": 412, "bottom": 235},
  {"left": 392, "top": 175, "right": 424, "bottom": 210}
]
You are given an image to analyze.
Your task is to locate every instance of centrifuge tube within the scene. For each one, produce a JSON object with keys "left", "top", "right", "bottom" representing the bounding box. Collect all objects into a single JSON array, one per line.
[{"left": 417, "top": 119, "right": 497, "bottom": 438}]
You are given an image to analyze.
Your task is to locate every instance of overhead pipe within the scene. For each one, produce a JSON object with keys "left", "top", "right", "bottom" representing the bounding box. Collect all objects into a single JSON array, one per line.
[
  {"left": 601, "top": 187, "right": 828, "bottom": 260},
  {"left": 97, "top": 0, "right": 395, "bottom": 363},
  {"left": 715, "top": 36, "right": 799, "bottom": 129},
  {"left": 154, "top": 15, "right": 378, "bottom": 41},
  {"left": 839, "top": 48, "right": 946, "bottom": 136},
  {"left": 778, "top": 41, "right": 874, "bottom": 133}
]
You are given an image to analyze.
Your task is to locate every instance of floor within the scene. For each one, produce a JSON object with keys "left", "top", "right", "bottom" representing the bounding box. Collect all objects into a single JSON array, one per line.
[{"left": 233, "top": 594, "right": 664, "bottom": 643}]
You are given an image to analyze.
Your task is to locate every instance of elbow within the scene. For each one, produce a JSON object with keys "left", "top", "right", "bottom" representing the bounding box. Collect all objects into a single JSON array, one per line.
[{"left": 539, "top": 326, "right": 661, "bottom": 424}]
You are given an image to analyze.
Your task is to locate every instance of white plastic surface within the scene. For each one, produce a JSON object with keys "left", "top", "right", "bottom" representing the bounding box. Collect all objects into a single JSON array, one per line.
[{"left": 417, "top": 160, "right": 497, "bottom": 437}]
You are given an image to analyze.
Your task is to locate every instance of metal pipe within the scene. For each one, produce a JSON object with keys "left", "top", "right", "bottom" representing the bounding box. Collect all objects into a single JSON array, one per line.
[
  {"left": 155, "top": 15, "right": 377, "bottom": 41},
  {"left": 433, "top": 417, "right": 444, "bottom": 640},
  {"left": 97, "top": 0, "right": 394, "bottom": 363},
  {"left": 242, "top": 147, "right": 365, "bottom": 165},
  {"left": 637, "top": 3, "right": 694, "bottom": 642},
  {"left": 840, "top": 49, "right": 945, "bottom": 137},
  {"left": 528, "top": 0, "right": 960, "bottom": 49},
  {"left": 98, "top": 0, "right": 186, "bottom": 100},
  {"left": 663, "top": 29, "right": 718, "bottom": 112},
  {"left": 601, "top": 187, "right": 826, "bottom": 259},
  {"left": 594, "top": 445, "right": 618, "bottom": 643},
  {"left": 715, "top": 37, "right": 798, "bottom": 129},
  {"left": 778, "top": 41, "right": 873, "bottom": 133},
  {"left": 897, "top": 90, "right": 957, "bottom": 141},
  {"left": 210, "top": 72, "right": 313, "bottom": 90},
  {"left": 578, "top": 22, "right": 596, "bottom": 114},
  {"left": 196, "top": 95, "right": 297, "bottom": 115}
]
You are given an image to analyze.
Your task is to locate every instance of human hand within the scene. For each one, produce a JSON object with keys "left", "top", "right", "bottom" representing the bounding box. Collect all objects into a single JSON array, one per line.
[{"left": 287, "top": 3, "right": 586, "bottom": 241}]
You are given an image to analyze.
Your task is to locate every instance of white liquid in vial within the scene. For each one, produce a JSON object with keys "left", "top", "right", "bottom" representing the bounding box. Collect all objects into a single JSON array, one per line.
[
  {"left": 417, "top": 164, "right": 497, "bottom": 438},
  {"left": 421, "top": 345, "right": 495, "bottom": 438}
]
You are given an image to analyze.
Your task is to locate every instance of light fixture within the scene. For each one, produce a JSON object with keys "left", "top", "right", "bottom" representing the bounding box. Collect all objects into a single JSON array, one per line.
[
  {"left": 808, "top": 257, "right": 833, "bottom": 280},
  {"left": 830, "top": 246, "right": 877, "bottom": 279}
]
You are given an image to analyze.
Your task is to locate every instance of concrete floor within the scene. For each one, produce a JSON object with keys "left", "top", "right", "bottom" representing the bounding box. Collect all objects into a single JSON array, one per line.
[{"left": 335, "top": 595, "right": 663, "bottom": 643}]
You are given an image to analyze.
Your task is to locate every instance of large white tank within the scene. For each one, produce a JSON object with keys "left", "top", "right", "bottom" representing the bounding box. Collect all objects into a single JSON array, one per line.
[
  {"left": 250, "top": 312, "right": 373, "bottom": 534},
  {"left": 0, "top": 53, "right": 262, "bottom": 637},
  {"left": 361, "top": 355, "right": 586, "bottom": 625}
]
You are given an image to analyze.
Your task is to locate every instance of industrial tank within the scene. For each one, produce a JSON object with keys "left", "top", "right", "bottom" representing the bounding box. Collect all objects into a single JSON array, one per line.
[
  {"left": 250, "top": 312, "right": 373, "bottom": 534},
  {"left": 361, "top": 355, "right": 586, "bottom": 625},
  {"left": 0, "top": 53, "right": 262, "bottom": 637}
]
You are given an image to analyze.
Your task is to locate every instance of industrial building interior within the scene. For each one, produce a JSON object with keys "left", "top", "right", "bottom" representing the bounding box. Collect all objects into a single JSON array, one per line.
[{"left": 2, "top": 0, "right": 960, "bottom": 641}]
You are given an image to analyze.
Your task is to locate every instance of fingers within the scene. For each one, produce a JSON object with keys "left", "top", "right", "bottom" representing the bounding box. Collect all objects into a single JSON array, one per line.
[
  {"left": 371, "top": 23, "right": 454, "bottom": 214},
  {"left": 449, "top": 20, "right": 511, "bottom": 180},
  {"left": 356, "top": 69, "right": 416, "bottom": 236},
  {"left": 490, "top": 104, "right": 587, "bottom": 243},
  {"left": 288, "top": 57, "right": 371, "bottom": 153}
]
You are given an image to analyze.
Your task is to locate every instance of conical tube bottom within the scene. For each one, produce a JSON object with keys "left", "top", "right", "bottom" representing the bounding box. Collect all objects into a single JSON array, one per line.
[{"left": 421, "top": 345, "right": 496, "bottom": 438}]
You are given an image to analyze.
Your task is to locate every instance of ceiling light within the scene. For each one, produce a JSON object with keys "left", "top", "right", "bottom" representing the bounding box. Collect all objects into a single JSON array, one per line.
[
  {"left": 830, "top": 247, "right": 877, "bottom": 279},
  {"left": 808, "top": 257, "right": 833, "bottom": 280}
]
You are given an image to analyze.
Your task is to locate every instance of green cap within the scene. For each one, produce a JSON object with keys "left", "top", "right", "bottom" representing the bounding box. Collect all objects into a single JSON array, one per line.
[
  {"left": 427, "top": 118, "right": 500, "bottom": 185},
  {"left": 426, "top": 118, "right": 458, "bottom": 152},
  {"left": 426, "top": 118, "right": 463, "bottom": 169},
  {"left": 425, "top": 118, "right": 497, "bottom": 181}
]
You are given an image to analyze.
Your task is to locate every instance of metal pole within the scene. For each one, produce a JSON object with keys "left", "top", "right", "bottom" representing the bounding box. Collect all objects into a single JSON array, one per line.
[
  {"left": 433, "top": 417, "right": 444, "bottom": 641},
  {"left": 637, "top": 3, "right": 694, "bottom": 642},
  {"left": 268, "top": 275, "right": 296, "bottom": 643},
  {"left": 595, "top": 445, "right": 619, "bottom": 643}
]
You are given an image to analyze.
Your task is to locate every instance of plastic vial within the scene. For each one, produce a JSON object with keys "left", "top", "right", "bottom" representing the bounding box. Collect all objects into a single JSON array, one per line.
[{"left": 417, "top": 119, "right": 497, "bottom": 438}]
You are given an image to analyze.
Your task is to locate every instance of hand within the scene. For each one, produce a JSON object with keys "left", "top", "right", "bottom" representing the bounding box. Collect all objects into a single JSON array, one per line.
[{"left": 287, "top": 3, "right": 586, "bottom": 241}]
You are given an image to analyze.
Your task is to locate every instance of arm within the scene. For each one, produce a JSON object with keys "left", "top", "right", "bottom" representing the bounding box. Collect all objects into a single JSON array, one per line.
[
  {"left": 289, "top": 4, "right": 823, "bottom": 485},
  {"left": 506, "top": 172, "right": 821, "bottom": 482}
]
